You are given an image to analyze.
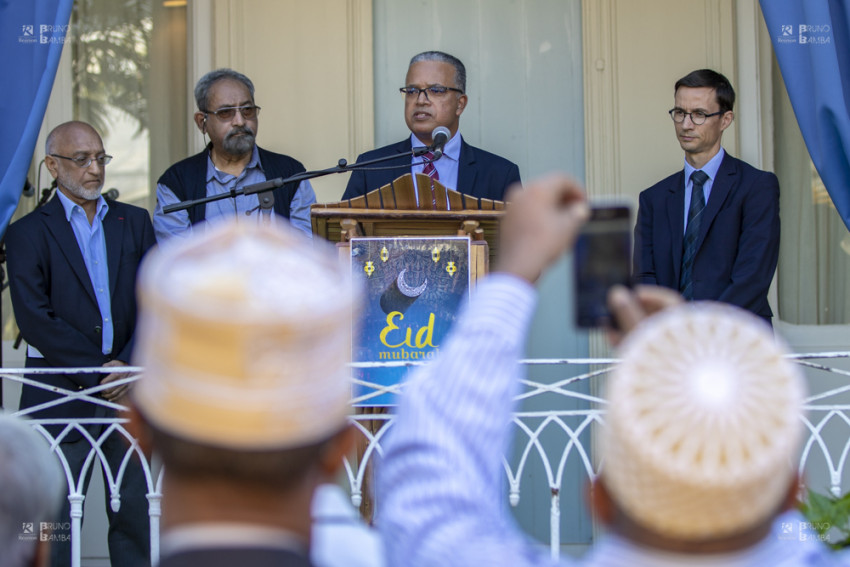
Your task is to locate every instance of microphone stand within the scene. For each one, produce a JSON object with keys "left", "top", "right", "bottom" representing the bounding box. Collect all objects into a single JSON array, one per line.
[{"left": 162, "top": 146, "right": 440, "bottom": 216}]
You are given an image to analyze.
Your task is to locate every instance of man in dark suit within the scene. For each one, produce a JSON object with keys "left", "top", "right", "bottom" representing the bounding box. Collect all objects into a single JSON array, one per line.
[
  {"left": 5, "top": 121, "right": 155, "bottom": 567},
  {"left": 633, "top": 69, "right": 780, "bottom": 323},
  {"left": 342, "top": 51, "right": 520, "bottom": 202}
]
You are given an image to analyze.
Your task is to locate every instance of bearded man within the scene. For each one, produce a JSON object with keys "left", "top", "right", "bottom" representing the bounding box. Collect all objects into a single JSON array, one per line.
[
  {"left": 153, "top": 68, "right": 316, "bottom": 241},
  {"left": 5, "top": 120, "right": 155, "bottom": 567}
]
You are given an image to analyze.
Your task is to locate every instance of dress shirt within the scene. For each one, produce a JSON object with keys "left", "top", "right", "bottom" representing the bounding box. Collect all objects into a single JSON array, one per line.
[
  {"left": 379, "top": 273, "right": 843, "bottom": 567},
  {"left": 682, "top": 147, "right": 725, "bottom": 233},
  {"left": 154, "top": 146, "right": 315, "bottom": 241},
  {"left": 311, "top": 484, "right": 385, "bottom": 567},
  {"left": 56, "top": 190, "right": 113, "bottom": 355},
  {"left": 410, "top": 132, "right": 461, "bottom": 205},
  {"left": 160, "top": 523, "right": 307, "bottom": 558}
]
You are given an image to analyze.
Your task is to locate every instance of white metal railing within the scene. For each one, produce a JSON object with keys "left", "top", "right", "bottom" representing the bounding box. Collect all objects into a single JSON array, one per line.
[{"left": 2, "top": 352, "right": 850, "bottom": 565}]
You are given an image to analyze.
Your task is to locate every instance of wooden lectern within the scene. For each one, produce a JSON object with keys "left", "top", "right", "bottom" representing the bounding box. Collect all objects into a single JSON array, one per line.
[
  {"left": 311, "top": 173, "right": 507, "bottom": 521},
  {"left": 311, "top": 173, "right": 507, "bottom": 278}
]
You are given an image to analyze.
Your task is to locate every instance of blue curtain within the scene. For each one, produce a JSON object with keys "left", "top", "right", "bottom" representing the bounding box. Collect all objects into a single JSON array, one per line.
[
  {"left": 761, "top": 0, "right": 850, "bottom": 230},
  {"left": 0, "top": 0, "right": 73, "bottom": 237}
]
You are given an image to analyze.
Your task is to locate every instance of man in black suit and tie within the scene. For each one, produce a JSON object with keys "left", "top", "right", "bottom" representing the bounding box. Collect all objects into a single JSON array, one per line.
[
  {"left": 633, "top": 69, "right": 780, "bottom": 323},
  {"left": 342, "top": 51, "right": 520, "bottom": 203},
  {"left": 5, "top": 121, "right": 155, "bottom": 566}
]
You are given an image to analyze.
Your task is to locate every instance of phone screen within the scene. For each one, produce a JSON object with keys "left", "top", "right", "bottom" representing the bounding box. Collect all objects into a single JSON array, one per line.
[{"left": 573, "top": 204, "right": 633, "bottom": 328}]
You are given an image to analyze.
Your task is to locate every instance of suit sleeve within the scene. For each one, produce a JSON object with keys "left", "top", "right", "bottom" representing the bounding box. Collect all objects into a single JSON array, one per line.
[
  {"left": 342, "top": 155, "right": 368, "bottom": 200},
  {"left": 633, "top": 190, "right": 658, "bottom": 285},
  {"left": 716, "top": 171, "right": 780, "bottom": 312},
  {"left": 114, "top": 209, "right": 157, "bottom": 364},
  {"left": 6, "top": 223, "right": 107, "bottom": 387}
]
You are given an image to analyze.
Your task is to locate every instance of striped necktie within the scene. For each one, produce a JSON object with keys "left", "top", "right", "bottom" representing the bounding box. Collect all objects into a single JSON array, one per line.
[
  {"left": 422, "top": 152, "right": 439, "bottom": 181},
  {"left": 679, "top": 169, "right": 709, "bottom": 300}
]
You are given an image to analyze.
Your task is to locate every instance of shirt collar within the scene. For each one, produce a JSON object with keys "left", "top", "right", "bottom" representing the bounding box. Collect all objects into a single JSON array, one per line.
[
  {"left": 56, "top": 189, "right": 109, "bottom": 222},
  {"left": 160, "top": 523, "right": 307, "bottom": 557},
  {"left": 410, "top": 131, "right": 462, "bottom": 162},
  {"left": 684, "top": 147, "right": 725, "bottom": 183},
  {"left": 206, "top": 145, "right": 263, "bottom": 182}
]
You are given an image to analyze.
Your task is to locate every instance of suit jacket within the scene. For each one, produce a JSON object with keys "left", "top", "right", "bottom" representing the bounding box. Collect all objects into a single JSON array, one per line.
[
  {"left": 342, "top": 137, "right": 520, "bottom": 201},
  {"left": 5, "top": 195, "right": 156, "bottom": 436},
  {"left": 157, "top": 548, "right": 313, "bottom": 567},
  {"left": 633, "top": 153, "right": 780, "bottom": 320}
]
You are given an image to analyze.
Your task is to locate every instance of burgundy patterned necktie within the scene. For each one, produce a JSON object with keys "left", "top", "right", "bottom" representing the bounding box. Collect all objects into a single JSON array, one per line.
[{"left": 422, "top": 152, "right": 439, "bottom": 181}]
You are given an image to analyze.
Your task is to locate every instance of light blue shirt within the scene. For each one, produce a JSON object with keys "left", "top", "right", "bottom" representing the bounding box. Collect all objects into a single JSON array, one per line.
[
  {"left": 682, "top": 147, "right": 725, "bottom": 233},
  {"left": 154, "top": 146, "right": 316, "bottom": 241},
  {"left": 56, "top": 190, "right": 113, "bottom": 356},
  {"left": 410, "top": 132, "right": 462, "bottom": 207}
]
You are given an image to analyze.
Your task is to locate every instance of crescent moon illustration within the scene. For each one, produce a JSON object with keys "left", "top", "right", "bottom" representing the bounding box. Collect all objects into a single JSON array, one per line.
[
  {"left": 380, "top": 268, "right": 428, "bottom": 315},
  {"left": 397, "top": 269, "right": 427, "bottom": 297}
]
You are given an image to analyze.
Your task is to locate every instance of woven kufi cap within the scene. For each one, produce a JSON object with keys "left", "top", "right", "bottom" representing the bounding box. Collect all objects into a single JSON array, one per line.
[
  {"left": 601, "top": 302, "right": 806, "bottom": 540},
  {"left": 132, "top": 221, "right": 357, "bottom": 450}
]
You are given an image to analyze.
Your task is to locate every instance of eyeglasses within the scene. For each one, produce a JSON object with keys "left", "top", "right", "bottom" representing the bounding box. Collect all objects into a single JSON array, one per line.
[
  {"left": 669, "top": 108, "right": 724, "bottom": 125},
  {"left": 203, "top": 105, "right": 261, "bottom": 121},
  {"left": 400, "top": 86, "right": 464, "bottom": 100},
  {"left": 50, "top": 154, "right": 113, "bottom": 168}
]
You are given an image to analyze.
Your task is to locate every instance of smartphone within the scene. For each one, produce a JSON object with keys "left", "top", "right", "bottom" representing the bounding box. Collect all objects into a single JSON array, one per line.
[{"left": 573, "top": 203, "right": 633, "bottom": 328}]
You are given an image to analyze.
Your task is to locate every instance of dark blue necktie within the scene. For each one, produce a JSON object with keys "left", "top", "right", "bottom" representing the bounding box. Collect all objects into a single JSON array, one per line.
[{"left": 679, "top": 170, "right": 709, "bottom": 300}]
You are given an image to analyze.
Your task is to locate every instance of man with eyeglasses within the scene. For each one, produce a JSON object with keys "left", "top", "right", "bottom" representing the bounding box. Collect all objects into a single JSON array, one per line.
[
  {"left": 154, "top": 68, "right": 316, "bottom": 241},
  {"left": 5, "top": 121, "right": 155, "bottom": 567},
  {"left": 633, "top": 69, "right": 780, "bottom": 324},
  {"left": 342, "top": 51, "right": 520, "bottom": 203}
]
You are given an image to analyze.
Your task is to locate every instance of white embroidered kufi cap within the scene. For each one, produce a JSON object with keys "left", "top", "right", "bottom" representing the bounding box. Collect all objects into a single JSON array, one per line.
[
  {"left": 601, "top": 302, "right": 806, "bottom": 540},
  {"left": 132, "top": 221, "right": 357, "bottom": 449}
]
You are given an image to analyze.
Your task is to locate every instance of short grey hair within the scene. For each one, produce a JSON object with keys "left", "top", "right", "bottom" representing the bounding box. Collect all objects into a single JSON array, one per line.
[
  {"left": 409, "top": 51, "right": 466, "bottom": 93},
  {"left": 0, "top": 413, "right": 64, "bottom": 567},
  {"left": 194, "top": 68, "right": 255, "bottom": 111}
]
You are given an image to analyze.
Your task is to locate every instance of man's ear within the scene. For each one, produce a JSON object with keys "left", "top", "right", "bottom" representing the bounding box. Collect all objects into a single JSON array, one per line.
[
  {"left": 194, "top": 112, "right": 207, "bottom": 133},
  {"left": 588, "top": 477, "right": 616, "bottom": 526},
  {"left": 30, "top": 538, "right": 51, "bottom": 567},
  {"left": 125, "top": 402, "right": 154, "bottom": 460},
  {"left": 781, "top": 473, "right": 803, "bottom": 513},
  {"left": 44, "top": 155, "right": 59, "bottom": 179},
  {"left": 319, "top": 424, "right": 358, "bottom": 478},
  {"left": 456, "top": 94, "right": 468, "bottom": 117},
  {"left": 720, "top": 110, "right": 734, "bottom": 132}
]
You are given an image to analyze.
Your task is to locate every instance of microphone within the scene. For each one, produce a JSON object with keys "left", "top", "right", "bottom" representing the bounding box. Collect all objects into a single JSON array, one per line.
[
  {"left": 103, "top": 188, "right": 120, "bottom": 200},
  {"left": 430, "top": 126, "right": 450, "bottom": 159}
]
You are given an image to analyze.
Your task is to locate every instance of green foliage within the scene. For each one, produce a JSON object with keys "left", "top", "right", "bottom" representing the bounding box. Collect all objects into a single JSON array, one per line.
[
  {"left": 71, "top": 0, "right": 152, "bottom": 137},
  {"left": 800, "top": 489, "right": 850, "bottom": 549}
]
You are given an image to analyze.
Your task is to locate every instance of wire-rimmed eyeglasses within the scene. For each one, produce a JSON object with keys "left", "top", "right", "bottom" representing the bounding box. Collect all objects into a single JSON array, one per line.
[{"left": 49, "top": 154, "right": 113, "bottom": 168}]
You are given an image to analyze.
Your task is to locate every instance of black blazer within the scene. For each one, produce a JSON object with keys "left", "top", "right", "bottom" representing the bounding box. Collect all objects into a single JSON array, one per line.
[
  {"left": 5, "top": 195, "right": 156, "bottom": 435},
  {"left": 342, "top": 137, "right": 520, "bottom": 201},
  {"left": 633, "top": 153, "right": 780, "bottom": 320}
]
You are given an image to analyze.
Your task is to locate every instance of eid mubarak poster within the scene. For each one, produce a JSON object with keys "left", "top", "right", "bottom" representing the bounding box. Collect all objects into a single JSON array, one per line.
[{"left": 351, "top": 236, "right": 471, "bottom": 406}]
